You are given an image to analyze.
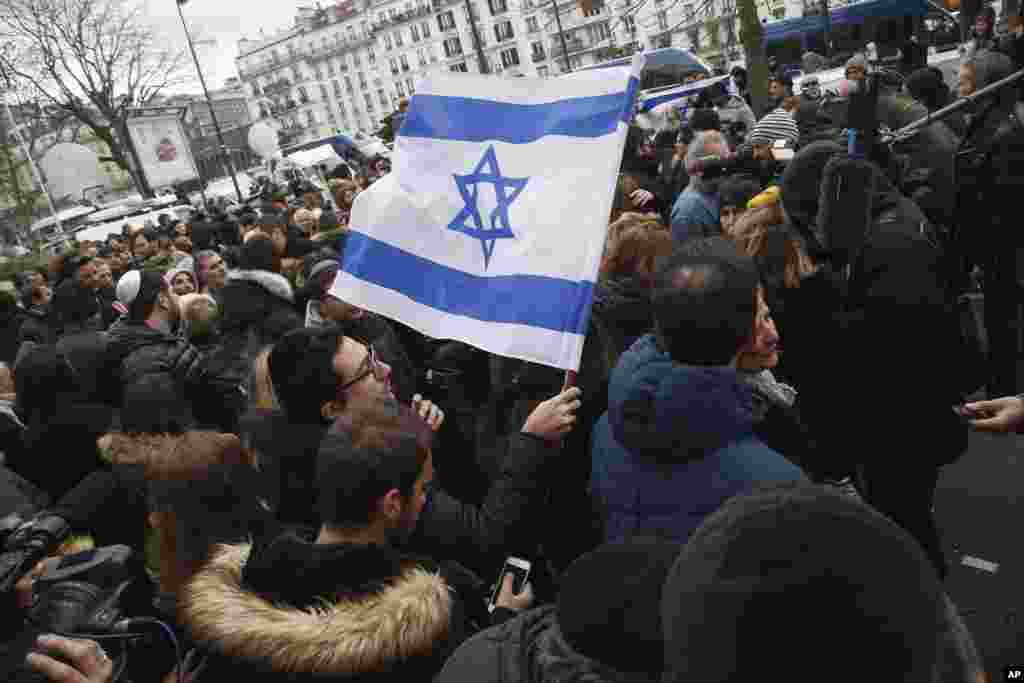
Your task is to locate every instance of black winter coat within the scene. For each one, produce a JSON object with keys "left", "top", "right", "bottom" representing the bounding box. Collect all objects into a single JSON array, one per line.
[
  {"left": 0, "top": 307, "right": 27, "bottom": 367},
  {"left": 437, "top": 605, "right": 657, "bottom": 683},
  {"left": 102, "top": 320, "right": 198, "bottom": 407},
  {"left": 17, "top": 306, "right": 55, "bottom": 347},
  {"left": 592, "top": 277, "right": 655, "bottom": 361},
  {"left": 831, "top": 190, "right": 966, "bottom": 470},
  {"left": 180, "top": 532, "right": 500, "bottom": 683},
  {"left": 8, "top": 402, "right": 113, "bottom": 504},
  {"left": 407, "top": 431, "right": 555, "bottom": 578},
  {"left": 218, "top": 269, "right": 303, "bottom": 351},
  {"left": 766, "top": 268, "right": 851, "bottom": 481}
]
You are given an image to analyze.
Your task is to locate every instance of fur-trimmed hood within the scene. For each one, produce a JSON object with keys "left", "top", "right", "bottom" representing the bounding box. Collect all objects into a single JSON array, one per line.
[
  {"left": 180, "top": 539, "right": 457, "bottom": 678},
  {"left": 219, "top": 269, "right": 303, "bottom": 345},
  {"left": 98, "top": 431, "right": 243, "bottom": 469},
  {"left": 227, "top": 269, "right": 294, "bottom": 303}
]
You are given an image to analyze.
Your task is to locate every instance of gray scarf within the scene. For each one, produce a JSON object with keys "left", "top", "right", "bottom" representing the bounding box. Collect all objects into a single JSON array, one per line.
[{"left": 742, "top": 369, "right": 797, "bottom": 421}]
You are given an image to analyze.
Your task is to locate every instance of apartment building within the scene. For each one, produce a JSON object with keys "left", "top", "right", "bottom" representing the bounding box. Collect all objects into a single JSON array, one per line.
[
  {"left": 235, "top": 0, "right": 543, "bottom": 145},
  {"left": 234, "top": 0, "right": 812, "bottom": 146}
]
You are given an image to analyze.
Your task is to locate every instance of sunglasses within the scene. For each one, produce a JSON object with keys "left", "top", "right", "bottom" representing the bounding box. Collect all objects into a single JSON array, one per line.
[{"left": 340, "top": 343, "right": 386, "bottom": 392}]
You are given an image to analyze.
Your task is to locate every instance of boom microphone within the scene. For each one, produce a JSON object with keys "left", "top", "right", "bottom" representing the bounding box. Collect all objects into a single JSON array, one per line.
[{"left": 815, "top": 155, "right": 878, "bottom": 271}]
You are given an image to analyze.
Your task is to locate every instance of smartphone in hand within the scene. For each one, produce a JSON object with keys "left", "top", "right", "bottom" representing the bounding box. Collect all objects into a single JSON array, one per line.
[{"left": 488, "top": 557, "right": 531, "bottom": 612}]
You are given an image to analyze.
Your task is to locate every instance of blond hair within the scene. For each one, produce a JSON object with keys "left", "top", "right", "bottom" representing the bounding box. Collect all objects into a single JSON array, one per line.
[
  {"left": 601, "top": 223, "right": 675, "bottom": 282},
  {"left": 250, "top": 346, "right": 279, "bottom": 411},
  {"left": 606, "top": 212, "right": 666, "bottom": 252},
  {"left": 726, "top": 205, "right": 816, "bottom": 289}
]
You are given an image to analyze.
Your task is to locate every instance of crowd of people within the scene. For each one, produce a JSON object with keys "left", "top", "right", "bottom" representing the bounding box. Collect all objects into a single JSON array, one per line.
[{"left": 2, "top": 43, "right": 1023, "bottom": 683}]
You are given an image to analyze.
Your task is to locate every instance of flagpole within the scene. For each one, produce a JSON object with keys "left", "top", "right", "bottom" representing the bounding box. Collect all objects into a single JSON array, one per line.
[
  {"left": 0, "top": 66, "right": 63, "bottom": 239},
  {"left": 465, "top": 0, "right": 490, "bottom": 74},
  {"left": 176, "top": 0, "right": 245, "bottom": 204}
]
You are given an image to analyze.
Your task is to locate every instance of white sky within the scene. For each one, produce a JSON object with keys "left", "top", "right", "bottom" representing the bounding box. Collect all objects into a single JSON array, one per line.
[{"left": 140, "top": 0, "right": 303, "bottom": 94}]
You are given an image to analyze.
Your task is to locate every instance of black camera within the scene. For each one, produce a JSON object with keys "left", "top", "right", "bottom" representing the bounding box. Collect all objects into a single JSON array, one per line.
[
  {"left": 689, "top": 150, "right": 787, "bottom": 182},
  {"left": 26, "top": 545, "right": 145, "bottom": 636},
  {"left": 0, "top": 513, "right": 70, "bottom": 595}
]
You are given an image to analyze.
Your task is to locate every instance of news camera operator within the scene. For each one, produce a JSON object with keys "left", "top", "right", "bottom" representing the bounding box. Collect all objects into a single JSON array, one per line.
[
  {"left": 955, "top": 52, "right": 1024, "bottom": 398},
  {"left": 780, "top": 137, "right": 967, "bottom": 580},
  {"left": 24, "top": 635, "right": 113, "bottom": 683},
  {"left": 0, "top": 464, "right": 169, "bottom": 683}
]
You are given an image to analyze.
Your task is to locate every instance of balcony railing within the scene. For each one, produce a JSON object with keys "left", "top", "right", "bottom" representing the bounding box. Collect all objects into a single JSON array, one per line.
[
  {"left": 263, "top": 78, "right": 293, "bottom": 97},
  {"left": 307, "top": 34, "right": 375, "bottom": 62},
  {"left": 550, "top": 39, "right": 588, "bottom": 57},
  {"left": 240, "top": 59, "right": 282, "bottom": 79},
  {"left": 372, "top": 4, "right": 434, "bottom": 29}
]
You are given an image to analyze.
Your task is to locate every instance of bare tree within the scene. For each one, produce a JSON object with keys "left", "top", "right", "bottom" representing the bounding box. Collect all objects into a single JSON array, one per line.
[{"left": 0, "top": 0, "right": 194, "bottom": 196}]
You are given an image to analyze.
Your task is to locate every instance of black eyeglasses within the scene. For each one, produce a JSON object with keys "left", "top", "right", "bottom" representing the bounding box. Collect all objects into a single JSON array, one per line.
[{"left": 340, "top": 344, "right": 385, "bottom": 392}]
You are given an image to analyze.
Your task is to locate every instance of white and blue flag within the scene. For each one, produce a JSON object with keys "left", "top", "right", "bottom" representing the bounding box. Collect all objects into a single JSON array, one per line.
[{"left": 330, "top": 57, "right": 643, "bottom": 371}]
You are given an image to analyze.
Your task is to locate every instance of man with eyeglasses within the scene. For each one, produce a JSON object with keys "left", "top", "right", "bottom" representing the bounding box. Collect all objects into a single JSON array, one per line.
[{"left": 259, "top": 324, "right": 582, "bottom": 575}]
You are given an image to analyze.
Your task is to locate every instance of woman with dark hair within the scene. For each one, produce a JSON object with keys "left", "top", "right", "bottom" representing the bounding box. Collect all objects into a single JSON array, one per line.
[
  {"left": 194, "top": 250, "right": 228, "bottom": 303},
  {"left": 726, "top": 202, "right": 850, "bottom": 487}
]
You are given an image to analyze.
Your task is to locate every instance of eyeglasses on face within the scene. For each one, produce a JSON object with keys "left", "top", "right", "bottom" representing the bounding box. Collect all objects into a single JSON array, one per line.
[{"left": 340, "top": 343, "right": 385, "bottom": 391}]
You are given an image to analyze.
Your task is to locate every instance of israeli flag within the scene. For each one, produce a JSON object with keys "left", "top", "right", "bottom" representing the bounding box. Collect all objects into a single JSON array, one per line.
[{"left": 330, "top": 56, "right": 643, "bottom": 371}]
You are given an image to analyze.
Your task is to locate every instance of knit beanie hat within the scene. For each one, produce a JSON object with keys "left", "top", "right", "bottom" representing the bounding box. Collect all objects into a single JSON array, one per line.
[
  {"left": 661, "top": 482, "right": 946, "bottom": 683},
  {"left": 748, "top": 108, "right": 800, "bottom": 147},
  {"left": 557, "top": 537, "right": 681, "bottom": 675}
]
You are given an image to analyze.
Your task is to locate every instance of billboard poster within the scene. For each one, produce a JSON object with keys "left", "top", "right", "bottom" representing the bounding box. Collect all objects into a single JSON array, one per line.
[{"left": 125, "top": 110, "right": 200, "bottom": 189}]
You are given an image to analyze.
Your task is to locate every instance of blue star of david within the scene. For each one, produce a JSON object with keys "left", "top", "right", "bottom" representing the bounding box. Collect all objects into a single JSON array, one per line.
[{"left": 448, "top": 145, "right": 529, "bottom": 270}]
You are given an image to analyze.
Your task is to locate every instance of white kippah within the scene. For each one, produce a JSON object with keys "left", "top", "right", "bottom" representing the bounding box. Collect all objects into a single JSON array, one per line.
[{"left": 116, "top": 269, "right": 142, "bottom": 306}]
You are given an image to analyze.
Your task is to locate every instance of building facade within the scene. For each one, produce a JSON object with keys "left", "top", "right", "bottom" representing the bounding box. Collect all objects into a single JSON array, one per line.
[
  {"left": 234, "top": 0, "right": 812, "bottom": 146},
  {"left": 162, "top": 83, "right": 258, "bottom": 181}
]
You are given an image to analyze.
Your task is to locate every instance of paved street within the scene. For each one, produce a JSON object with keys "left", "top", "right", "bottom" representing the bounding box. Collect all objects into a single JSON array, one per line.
[{"left": 937, "top": 418, "right": 1024, "bottom": 674}]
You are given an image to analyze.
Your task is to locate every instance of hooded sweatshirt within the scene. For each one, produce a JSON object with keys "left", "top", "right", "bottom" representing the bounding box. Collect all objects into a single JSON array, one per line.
[{"left": 589, "top": 334, "right": 806, "bottom": 544}]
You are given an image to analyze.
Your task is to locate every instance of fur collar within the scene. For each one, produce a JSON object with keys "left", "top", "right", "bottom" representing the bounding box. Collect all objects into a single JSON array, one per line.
[
  {"left": 97, "top": 431, "right": 242, "bottom": 468},
  {"left": 227, "top": 269, "right": 294, "bottom": 304},
  {"left": 181, "top": 543, "right": 454, "bottom": 676}
]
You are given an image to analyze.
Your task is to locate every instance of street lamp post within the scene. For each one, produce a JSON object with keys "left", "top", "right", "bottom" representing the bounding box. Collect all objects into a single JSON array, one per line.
[
  {"left": 0, "top": 59, "right": 63, "bottom": 239},
  {"left": 175, "top": 0, "right": 244, "bottom": 204}
]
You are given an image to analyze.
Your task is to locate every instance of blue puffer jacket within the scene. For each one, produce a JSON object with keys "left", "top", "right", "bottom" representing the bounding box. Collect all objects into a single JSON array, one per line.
[{"left": 590, "top": 334, "right": 806, "bottom": 544}]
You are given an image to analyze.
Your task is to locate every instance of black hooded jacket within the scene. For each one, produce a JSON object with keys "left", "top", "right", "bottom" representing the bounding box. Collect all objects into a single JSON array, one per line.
[
  {"left": 17, "top": 305, "right": 56, "bottom": 347},
  {"left": 437, "top": 606, "right": 657, "bottom": 683},
  {"left": 957, "top": 50, "right": 1024, "bottom": 256},
  {"left": 782, "top": 142, "right": 967, "bottom": 470},
  {"left": 218, "top": 269, "right": 303, "bottom": 351},
  {"left": 180, "top": 531, "right": 497, "bottom": 683},
  {"left": 592, "top": 276, "right": 655, "bottom": 361},
  {"left": 102, "top": 320, "right": 199, "bottom": 408}
]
